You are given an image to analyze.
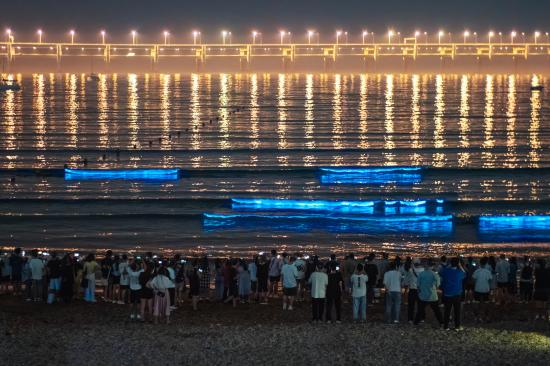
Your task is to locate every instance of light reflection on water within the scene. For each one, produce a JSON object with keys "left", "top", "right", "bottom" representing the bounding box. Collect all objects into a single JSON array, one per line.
[{"left": 1, "top": 73, "right": 550, "bottom": 251}]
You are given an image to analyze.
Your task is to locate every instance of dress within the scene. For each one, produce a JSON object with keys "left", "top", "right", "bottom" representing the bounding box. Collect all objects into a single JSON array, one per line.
[
  {"left": 238, "top": 269, "right": 251, "bottom": 297},
  {"left": 151, "top": 275, "right": 171, "bottom": 317}
]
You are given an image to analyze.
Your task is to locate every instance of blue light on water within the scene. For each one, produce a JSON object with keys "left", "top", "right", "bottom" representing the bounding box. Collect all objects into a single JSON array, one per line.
[
  {"left": 231, "top": 198, "right": 376, "bottom": 214},
  {"left": 64, "top": 168, "right": 182, "bottom": 181},
  {"left": 204, "top": 213, "right": 453, "bottom": 237},
  {"left": 319, "top": 166, "right": 423, "bottom": 185},
  {"left": 478, "top": 215, "right": 550, "bottom": 242},
  {"left": 232, "top": 198, "right": 439, "bottom": 216}
]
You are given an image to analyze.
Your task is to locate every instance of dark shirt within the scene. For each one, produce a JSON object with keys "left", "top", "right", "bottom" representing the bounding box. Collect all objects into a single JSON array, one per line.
[
  {"left": 327, "top": 272, "right": 344, "bottom": 297},
  {"left": 534, "top": 268, "right": 550, "bottom": 289},
  {"left": 223, "top": 266, "right": 237, "bottom": 287},
  {"left": 9, "top": 254, "right": 23, "bottom": 276},
  {"left": 101, "top": 257, "right": 113, "bottom": 278},
  {"left": 366, "top": 262, "right": 378, "bottom": 286},
  {"left": 256, "top": 262, "right": 269, "bottom": 281},
  {"left": 47, "top": 258, "right": 62, "bottom": 279}
]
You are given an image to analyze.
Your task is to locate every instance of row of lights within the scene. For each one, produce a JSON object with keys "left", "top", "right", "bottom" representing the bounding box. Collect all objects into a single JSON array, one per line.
[{"left": 5, "top": 28, "right": 550, "bottom": 45}]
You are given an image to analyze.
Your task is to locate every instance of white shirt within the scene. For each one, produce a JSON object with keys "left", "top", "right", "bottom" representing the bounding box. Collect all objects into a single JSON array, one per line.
[
  {"left": 29, "top": 258, "right": 45, "bottom": 280},
  {"left": 383, "top": 270, "right": 402, "bottom": 292},
  {"left": 351, "top": 273, "right": 369, "bottom": 297},
  {"left": 151, "top": 274, "right": 172, "bottom": 293},
  {"left": 473, "top": 267, "right": 493, "bottom": 293},
  {"left": 308, "top": 271, "right": 328, "bottom": 298}
]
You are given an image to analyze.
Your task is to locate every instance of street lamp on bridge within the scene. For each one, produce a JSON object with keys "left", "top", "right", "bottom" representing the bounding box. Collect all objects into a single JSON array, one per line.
[
  {"left": 69, "top": 29, "right": 75, "bottom": 44},
  {"left": 163, "top": 30, "right": 170, "bottom": 45},
  {"left": 131, "top": 30, "right": 137, "bottom": 45},
  {"left": 534, "top": 31, "right": 540, "bottom": 44},
  {"left": 37, "top": 29, "right": 43, "bottom": 43},
  {"left": 510, "top": 31, "right": 516, "bottom": 44},
  {"left": 387, "top": 30, "right": 394, "bottom": 44},
  {"left": 488, "top": 31, "right": 495, "bottom": 45},
  {"left": 438, "top": 30, "right": 444, "bottom": 44},
  {"left": 193, "top": 31, "right": 201, "bottom": 45},
  {"left": 463, "top": 30, "right": 470, "bottom": 44},
  {"left": 100, "top": 30, "right": 106, "bottom": 45},
  {"left": 308, "top": 30, "right": 315, "bottom": 44}
]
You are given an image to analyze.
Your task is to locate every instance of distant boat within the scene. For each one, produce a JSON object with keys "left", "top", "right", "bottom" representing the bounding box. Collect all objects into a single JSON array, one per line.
[
  {"left": 530, "top": 85, "right": 544, "bottom": 91},
  {"left": 0, "top": 79, "right": 21, "bottom": 92},
  {"left": 86, "top": 73, "right": 100, "bottom": 82}
]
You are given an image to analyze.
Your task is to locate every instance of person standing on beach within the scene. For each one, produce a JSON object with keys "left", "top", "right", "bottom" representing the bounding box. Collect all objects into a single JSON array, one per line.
[
  {"left": 281, "top": 256, "right": 299, "bottom": 311},
  {"left": 127, "top": 261, "right": 143, "bottom": 320},
  {"left": 519, "top": 257, "right": 534, "bottom": 303},
  {"left": 237, "top": 261, "right": 251, "bottom": 303},
  {"left": 139, "top": 262, "right": 154, "bottom": 322},
  {"left": 404, "top": 259, "right": 423, "bottom": 323},
  {"left": 256, "top": 255, "right": 269, "bottom": 304},
  {"left": 472, "top": 257, "right": 493, "bottom": 323},
  {"left": 414, "top": 259, "right": 443, "bottom": 326},
  {"left": 495, "top": 254, "right": 510, "bottom": 305},
  {"left": 248, "top": 256, "right": 258, "bottom": 301},
  {"left": 350, "top": 263, "right": 368, "bottom": 323},
  {"left": 326, "top": 263, "right": 344, "bottom": 323},
  {"left": 82, "top": 253, "right": 99, "bottom": 303},
  {"left": 46, "top": 252, "right": 62, "bottom": 304},
  {"left": 365, "top": 253, "right": 379, "bottom": 304},
  {"left": 343, "top": 253, "right": 357, "bottom": 292},
  {"left": 100, "top": 250, "right": 113, "bottom": 302},
  {"left": 440, "top": 257, "right": 465, "bottom": 330},
  {"left": 151, "top": 266, "right": 172, "bottom": 324},
  {"left": 308, "top": 262, "right": 328, "bottom": 323},
  {"left": 29, "top": 250, "right": 45, "bottom": 302},
  {"left": 118, "top": 255, "right": 130, "bottom": 304},
  {"left": 9, "top": 248, "right": 23, "bottom": 295},
  {"left": 294, "top": 253, "right": 306, "bottom": 302},
  {"left": 59, "top": 254, "right": 75, "bottom": 303},
  {"left": 383, "top": 262, "right": 402, "bottom": 324},
  {"left": 268, "top": 250, "right": 282, "bottom": 298}
]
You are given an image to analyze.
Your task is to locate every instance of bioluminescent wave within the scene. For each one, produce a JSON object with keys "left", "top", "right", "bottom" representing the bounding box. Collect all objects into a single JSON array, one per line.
[
  {"left": 64, "top": 168, "right": 183, "bottom": 181},
  {"left": 319, "top": 166, "right": 424, "bottom": 185},
  {"left": 478, "top": 215, "right": 550, "bottom": 242}
]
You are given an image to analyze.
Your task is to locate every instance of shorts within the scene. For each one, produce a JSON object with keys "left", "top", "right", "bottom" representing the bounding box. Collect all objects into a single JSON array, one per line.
[
  {"left": 120, "top": 284, "right": 129, "bottom": 290},
  {"left": 497, "top": 282, "right": 509, "bottom": 289},
  {"left": 269, "top": 276, "right": 280, "bottom": 283},
  {"left": 474, "top": 291, "right": 490, "bottom": 302},
  {"left": 258, "top": 278, "right": 268, "bottom": 292},
  {"left": 49, "top": 278, "right": 61, "bottom": 291},
  {"left": 533, "top": 288, "right": 549, "bottom": 302},
  {"left": 130, "top": 289, "right": 141, "bottom": 304},
  {"left": 297, "top": 278, "right": 306, "bottom": 288},
  {"left": 111, "top": 276, "right": 120, "bottom": 285},
  {"left": 283, "top": 287, "right": 297, "bottom": 296}
]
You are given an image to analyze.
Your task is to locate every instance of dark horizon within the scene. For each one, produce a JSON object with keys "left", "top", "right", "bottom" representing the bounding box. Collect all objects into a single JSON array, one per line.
[{"left": 1, "top": 0, "right": 548, "bottom": 43}]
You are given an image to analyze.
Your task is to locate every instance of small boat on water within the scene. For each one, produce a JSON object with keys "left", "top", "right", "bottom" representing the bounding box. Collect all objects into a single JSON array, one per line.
[
  {"left": 86, "top": 73, "right": 100, "bottom": 82},
  {"left": 530, "top": 85, "right": 544, "bottom": 91},
  {"left": 0, "top": 79, "right": 21, "bottom": 91}
]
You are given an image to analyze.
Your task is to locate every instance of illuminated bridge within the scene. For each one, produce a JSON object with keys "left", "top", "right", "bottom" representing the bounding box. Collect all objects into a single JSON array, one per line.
[{"left": 3, "top": 40, "right": 550, "bottom": 71}]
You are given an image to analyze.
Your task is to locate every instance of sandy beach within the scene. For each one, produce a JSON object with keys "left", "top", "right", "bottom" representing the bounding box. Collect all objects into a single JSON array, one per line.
[{"left": 1, "top": 294, "right": 549, "bottom": 366}]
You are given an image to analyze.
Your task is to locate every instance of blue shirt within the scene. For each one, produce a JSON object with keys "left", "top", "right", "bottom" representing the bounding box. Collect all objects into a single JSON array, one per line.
[
  {"left": 440, "top": 267, "right": 465, "bottom": 297},
  {"left": 281, "top": 263, "right": 298, "bottom": 289},
  {"left": 248, "top": 262, "right": 257, "bottom": 282},
  {"left": 417, "top": 270, "right": 440, "bottom": 302}
]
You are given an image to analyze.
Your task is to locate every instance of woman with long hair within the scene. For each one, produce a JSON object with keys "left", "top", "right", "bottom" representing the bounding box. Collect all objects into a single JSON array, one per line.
[
  {"left": 139, "top": 262, "right": 154, "bottom": 322},
  {"left": 151, "top": 266, "right": 172, "bottom": 324},
  {"left": 82, "top": 253, "right": 99, "bottom": 303},
  {"left": 59, "top": 254, "right": 75, "bottom": 303}
]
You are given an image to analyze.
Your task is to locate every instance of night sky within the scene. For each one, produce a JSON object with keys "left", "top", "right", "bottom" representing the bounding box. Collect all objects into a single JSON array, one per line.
[{"left": 1, "top": 0, "right": 547, "bottom": 42}]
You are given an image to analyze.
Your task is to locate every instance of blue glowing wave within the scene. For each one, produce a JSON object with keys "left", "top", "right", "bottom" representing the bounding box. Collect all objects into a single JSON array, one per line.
[
  {"left": 478, "top": 215, "right": 550, "bottom": 242},
  {"left": 232, "top": 198, "right": 376, "bottom": 214},
  {"left": 64, "top": 168, "right": 182, "bottom": 181},
  {"left": 319, "top": 166, "right": 423, "bottom": 185},
  {"left": 203, "top": 213, "right": 453, "bottom": 237},
  {"left": 231, "top": 198, "right": 441, "bottom": 216}
]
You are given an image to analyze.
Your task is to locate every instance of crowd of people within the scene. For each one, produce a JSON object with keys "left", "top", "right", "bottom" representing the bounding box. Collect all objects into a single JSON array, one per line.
[{"left": 1, "top": 248, "right": 549, "bottom": 328}]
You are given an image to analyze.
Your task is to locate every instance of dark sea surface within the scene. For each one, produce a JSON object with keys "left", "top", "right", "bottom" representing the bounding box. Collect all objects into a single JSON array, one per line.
[{"left": 1, "top": 73, "right": 549, "bottom": 256}]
